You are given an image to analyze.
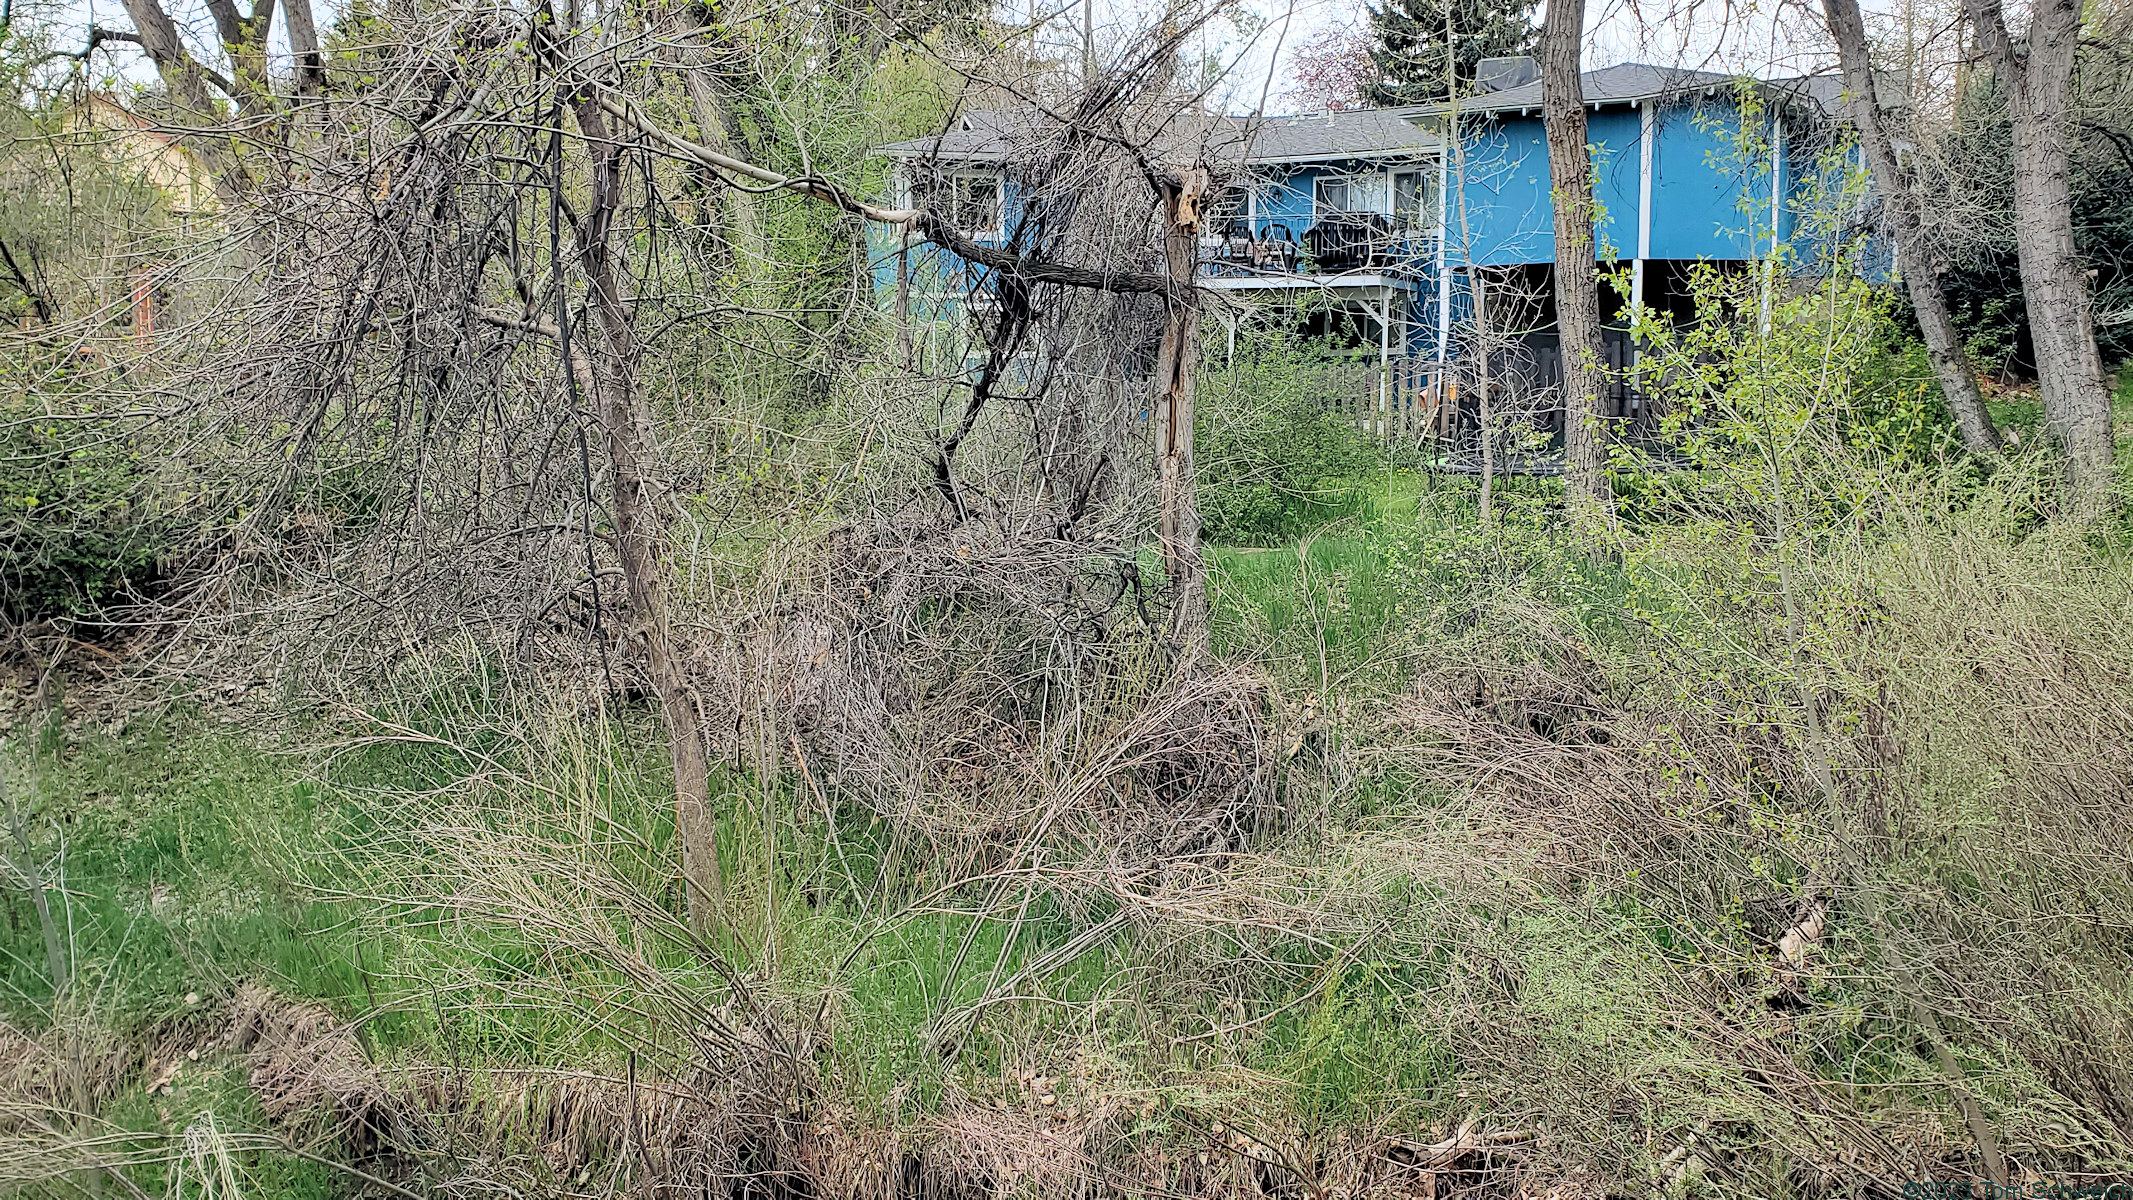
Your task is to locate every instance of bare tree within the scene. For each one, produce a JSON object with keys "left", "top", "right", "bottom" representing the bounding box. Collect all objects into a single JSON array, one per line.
[
  {"left": 106, "top": 0, "right": 281, "bottom": 121},
  {"left": 106, "top": 0, "right": 233, "bottom": 127},
  {"left": 1965, "top": 0, "right": 2115, "bottom": 501},
  {"left": 538, "top": 37, "right": 1215, "bottom": 924},
  {"left": 91, "top": 0, "right": 1235, "bottom": 931},
  {"left": 557, "top": 63, "right": 725, "bottom": 926},
  {"left": 1155, "top": 167, "right": 1211, "bottom": 655},
  {"left": 616, "top": 92, "right": 1212, "bottom": 648},
  {"left": 1539, "top": 0, "right": 1613, "bottom": 526},
  {"left": 1822, "top": 0, "right": 2002, "bottom": 458},
  {"left": 1285, "top": 26, "right": 1376, "bottom": 112}
]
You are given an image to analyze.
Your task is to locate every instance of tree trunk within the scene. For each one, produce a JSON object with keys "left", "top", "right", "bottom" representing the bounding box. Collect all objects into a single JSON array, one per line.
[
  {"left": 115, "top": 0, "right": 230, "bottom": 125},
  {"left": 670, "top": 3, "right": 762, "bottom": 274},
  {"left": 568, "top": 94, "right": 724, "bottom": 931},
  {"left": 1823, "top": 0, "right": 2001, "bottom": 458},
  {"left": 283, "top": 0, "right": 324, "bottom": 96},
  {"left": 1969, "top": 0, "right": 2114, "bottom": 504},
  {"left": 1155, "top": 168, "right": 1210, "bottom": 656},
  {"left": 1539, "top": 0, "right": 1612, "bottom": 525}
]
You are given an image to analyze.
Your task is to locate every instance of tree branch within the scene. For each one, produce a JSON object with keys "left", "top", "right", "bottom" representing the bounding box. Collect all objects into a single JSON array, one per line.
[
  {"left": 114, "top": 0, "right": 238, "bottom": 116},
  {"left": 0, "top": 234, "right": 54, "bottom": 325},
  {"left": 1963, "top": 0, "right": 2021, "bottom": 80},
  {"left": 595, "top": 93, "right": 1183, "bottom": 300},
  {"left": 200, "top": 0, "right": 248, "bottom": 52}
]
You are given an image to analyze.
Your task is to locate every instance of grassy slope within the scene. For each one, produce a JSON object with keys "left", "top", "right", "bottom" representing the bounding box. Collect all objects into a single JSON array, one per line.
[
  {"left": 10, "top": 442, "right": 2133, "bottom": 1194},
  {"left": 0, "top": 470, "right": 1448, "bottom": 1194}
]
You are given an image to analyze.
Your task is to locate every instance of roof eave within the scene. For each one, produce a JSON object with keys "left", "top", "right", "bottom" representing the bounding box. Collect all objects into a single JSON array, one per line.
[
  {"left": 878, "top": 145, "right": 1013, "bottom": 162},
  {"left": 1244, "top": 145, "right": 1443, "bottom": 165},
  {"left": 1405, "top": 93, "right": 1673, "bottom": 123}
]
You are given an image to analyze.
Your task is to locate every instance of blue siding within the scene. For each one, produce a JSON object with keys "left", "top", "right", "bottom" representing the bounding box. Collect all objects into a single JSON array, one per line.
[
  {"left": 1590, "top": 107, "right": 1642, "bottom": 262},
  {"left": 872, "top": 90, "right": 1835, "bottom": 336},
  {"left": 1253, "top": 166, "right": 1315, "bottom": 236},
  {"left": 1447, "top": 100, "right": 1782, "bottom": 268},
  {"left": 1647, "top": 101, "right": 1760, "bottom": 261},
  {"left": 1453, "top": 115, "right": 1552, "bottom": 266}
]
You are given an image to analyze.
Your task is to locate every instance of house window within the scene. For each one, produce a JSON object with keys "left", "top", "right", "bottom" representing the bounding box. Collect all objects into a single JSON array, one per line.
[
  {"left": 1392, "top": 168, "right": 1439, "bottom": 231},
  {"left": 1314, "top": 174, "right": 1360, "bottom": 217},
  {"left": 949, "top": 173, "right": 1003, "bottom": 236},
  {"left": 912, "top": 169, "right": 1005, "bottom": 235}
]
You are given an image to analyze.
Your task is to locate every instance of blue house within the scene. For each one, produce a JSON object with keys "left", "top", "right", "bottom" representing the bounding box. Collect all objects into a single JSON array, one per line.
[
  {"left": 878, "top": 61, "right": 1850, "bottom": 445},
  {"left": 878, "top": 105, "right": 1447, "bottom": 364}
]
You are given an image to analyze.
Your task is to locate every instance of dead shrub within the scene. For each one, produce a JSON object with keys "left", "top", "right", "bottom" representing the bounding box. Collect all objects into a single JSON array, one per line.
[{"left": 711, "top": 504, "right": 1277, "bottom": 870}]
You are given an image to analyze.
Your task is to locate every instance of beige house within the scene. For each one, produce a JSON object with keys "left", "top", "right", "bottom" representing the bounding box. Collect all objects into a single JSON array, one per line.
[
  {"left": 69, "top": 93, "right": 219, "bottom": 218},
  {"left": 57, "top": 95, "right": 220, "bottom": 340}
]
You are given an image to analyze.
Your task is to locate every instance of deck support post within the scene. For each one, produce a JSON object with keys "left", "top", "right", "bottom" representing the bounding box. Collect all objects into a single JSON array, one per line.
[
  {"left": 1634, "top": 101, "right": 1654, "bottom": 326},
  {"left": 1379, "top": 287, "right": 1392, "bottom": 436},
  {"left": 1634, "top": 99, "right": 1656, "bottom": 405}
]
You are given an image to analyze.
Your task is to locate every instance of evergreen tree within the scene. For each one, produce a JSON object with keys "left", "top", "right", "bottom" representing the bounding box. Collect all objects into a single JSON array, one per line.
[{"left": 1365, "top": 0, "right": 1539, "bottom": 106}]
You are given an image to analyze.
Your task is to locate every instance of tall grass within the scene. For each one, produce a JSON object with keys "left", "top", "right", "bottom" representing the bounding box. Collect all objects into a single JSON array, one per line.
[{"left": 10, "top": 311, "right": 2133, "bottom": 1196}]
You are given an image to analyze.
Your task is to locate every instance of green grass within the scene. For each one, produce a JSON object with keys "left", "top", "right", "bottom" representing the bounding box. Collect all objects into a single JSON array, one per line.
[
  {"left": 0, "top": 720, "right": 389, "bottom": 1196},
  {"left": 3, "top": 706, "right": 1145, "bottom": 1150},
  {"left": 1206, "top": 468, "right": 1427, "bottom": 693},
  {"left": 1205, "top": 466, "right": 1634, "bottom": 693},
  {"left": 2, "top": 725, "right": 363, "bottom": 1026},
  {"left": 15, "top": 398, "right": 2133, "bottom": 1195},
  {"left": 2, "top": 692, "right": 1437, "bottom": 1190},
  {"left": 1209, "top": 535, "right": 1403, "bottom": 692}
]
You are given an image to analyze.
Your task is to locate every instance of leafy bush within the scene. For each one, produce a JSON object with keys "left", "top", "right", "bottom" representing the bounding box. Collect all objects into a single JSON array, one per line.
[
  {"left": 1196, "top": 332, "right": 1380, "bottom": 544},
  {"left": 1, "top": 391, "right": 167, "bottom": 621}
]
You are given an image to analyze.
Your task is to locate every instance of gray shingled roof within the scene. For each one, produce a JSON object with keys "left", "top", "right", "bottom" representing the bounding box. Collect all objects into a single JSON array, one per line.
[
  {"left": 879, "top": 110, "right": 1037, "bottom": 164},
  {"left": 1432, "top": 62, "right": 1741, "bottom": 113},
  {"left": 1238, "top": 107, "right": 1440, "bottom": 161},
  {"left": 878, "top": 65, "right": 1842, "bottom": 167},
  {"left": 1422, "top": 61, "right": 1846, "bottom": 116},
  {"left": 879, "top": 105, "right": 1440, "bottom": 165}
]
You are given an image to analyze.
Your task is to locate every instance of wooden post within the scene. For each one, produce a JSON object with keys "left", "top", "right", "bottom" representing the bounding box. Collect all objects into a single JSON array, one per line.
[{"left": 1390, "top": 362, "right": 1407, "bottom": 441}]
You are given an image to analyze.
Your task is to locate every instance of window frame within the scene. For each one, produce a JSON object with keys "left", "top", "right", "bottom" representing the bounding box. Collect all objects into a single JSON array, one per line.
[
  {"left": 1313, "top": 173, "right": 1359, "bottom": 219},
  {"left": 947, "top": 171, "right": 1005, "bottom": 239},
  {"left": 1390, "top": 166, "right": 1441, "bottom": 234}
]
